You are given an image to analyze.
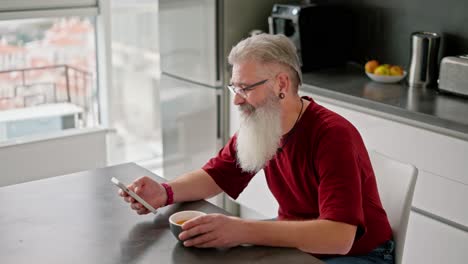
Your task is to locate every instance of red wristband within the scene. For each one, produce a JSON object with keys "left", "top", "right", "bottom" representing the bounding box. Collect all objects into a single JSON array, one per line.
[{"left": 161, "top": 183, "right": 174, "bottom": 206}]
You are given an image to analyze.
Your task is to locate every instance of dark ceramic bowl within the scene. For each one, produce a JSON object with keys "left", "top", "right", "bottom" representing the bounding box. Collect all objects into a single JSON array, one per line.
[{"left": 168, "top": 210, "right": 206, "bottom": 241}]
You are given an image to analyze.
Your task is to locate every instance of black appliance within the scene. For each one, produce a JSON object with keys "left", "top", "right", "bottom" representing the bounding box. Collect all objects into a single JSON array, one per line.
[{"left": 269, "top": 3, "right": 352, "bottom": 71}]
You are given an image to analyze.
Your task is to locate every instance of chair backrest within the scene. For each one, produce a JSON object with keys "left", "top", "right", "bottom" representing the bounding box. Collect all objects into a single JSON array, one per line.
[{"left": 369, "top": 150, "right": 418, "bottom": 264}]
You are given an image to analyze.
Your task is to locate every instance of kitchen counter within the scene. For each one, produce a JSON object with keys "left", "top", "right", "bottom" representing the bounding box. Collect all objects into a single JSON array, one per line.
[{"left": 300, "top": 64, "right": 468, "bottom": 141}]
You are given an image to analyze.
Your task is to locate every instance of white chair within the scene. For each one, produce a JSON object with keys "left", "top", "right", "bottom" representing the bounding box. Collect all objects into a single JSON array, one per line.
[{"left": 369, "top": 150, "right": 418, "bottom": 264}]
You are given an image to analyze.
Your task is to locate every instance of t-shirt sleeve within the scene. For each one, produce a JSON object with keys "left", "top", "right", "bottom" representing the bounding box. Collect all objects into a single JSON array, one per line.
[
  {"left": 202, "top": 135, "right": 255, "bottom": 200},
  {"left": 315, "top": 124, "right": 366, "bottom": 240}
]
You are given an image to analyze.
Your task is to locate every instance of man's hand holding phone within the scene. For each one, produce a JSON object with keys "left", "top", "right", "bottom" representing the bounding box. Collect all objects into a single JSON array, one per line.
[{"left": 113, "top": 176, "right": 168, "bottom": 215}]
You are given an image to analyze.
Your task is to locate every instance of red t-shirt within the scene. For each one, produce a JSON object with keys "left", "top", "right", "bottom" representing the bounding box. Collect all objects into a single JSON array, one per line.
[{"left": 202, "top": 97, "right": 392, "bottom": 255}]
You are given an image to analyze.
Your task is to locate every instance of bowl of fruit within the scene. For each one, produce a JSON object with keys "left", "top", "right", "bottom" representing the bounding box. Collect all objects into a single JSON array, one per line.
[{"left": 365, "top": 60, "right": 406, "bottom": 84}]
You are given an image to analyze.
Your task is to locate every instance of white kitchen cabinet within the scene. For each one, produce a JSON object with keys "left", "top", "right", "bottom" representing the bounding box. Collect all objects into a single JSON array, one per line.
[
  {"left": 402, "top": 211, "right": 468, "bottom": 264},
  {"left": 412, "top": 170, "right": 468, "bottom": 228}
]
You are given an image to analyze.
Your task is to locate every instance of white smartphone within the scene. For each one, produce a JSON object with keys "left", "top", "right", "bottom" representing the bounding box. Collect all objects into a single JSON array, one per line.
[{"left": 111, "top": 177, "right": 158, "bottom": 214}]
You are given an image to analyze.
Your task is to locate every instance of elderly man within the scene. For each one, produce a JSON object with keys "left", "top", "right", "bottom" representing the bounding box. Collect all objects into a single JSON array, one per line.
[{"left": 119, "top": 34, "right": 394, "bottom": 264}]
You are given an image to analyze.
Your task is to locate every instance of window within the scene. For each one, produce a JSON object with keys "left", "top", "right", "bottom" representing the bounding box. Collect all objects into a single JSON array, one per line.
[
  {"left": 107, "top": 0, "right": 162, "bottom": 172},
  {"left": 0, "top": 1, "right": 105, "bottom": 142},
  {"left": 0, "top": 17, "right": 98, "bottom": 124}
]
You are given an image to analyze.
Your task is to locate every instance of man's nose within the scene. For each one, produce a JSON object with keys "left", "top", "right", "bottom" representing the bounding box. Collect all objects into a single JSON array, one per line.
[{"left": 233, "top": 93, "right": 246, "bottom": 105}]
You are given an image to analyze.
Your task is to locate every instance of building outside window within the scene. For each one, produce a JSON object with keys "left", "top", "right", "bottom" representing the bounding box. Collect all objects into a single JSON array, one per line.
[
  {"left": 0, "top": 17, "right": 98, "bottom": 135},
  {"left": 0, "top": 1, "right": 106, "bottom": 142}
]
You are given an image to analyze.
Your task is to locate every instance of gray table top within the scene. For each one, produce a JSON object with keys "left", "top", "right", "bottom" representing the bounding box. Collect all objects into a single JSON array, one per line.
[
  {"left": 301, "top": 64, "right": 468, "bottom": 141},
  {"left": 0, "top": 163, "right": 323, "bottom": 264}
]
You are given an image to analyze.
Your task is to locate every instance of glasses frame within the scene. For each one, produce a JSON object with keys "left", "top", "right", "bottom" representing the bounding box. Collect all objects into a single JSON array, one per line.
[{"left": 227, "top": 79, "right": 268, "bottom": 98}]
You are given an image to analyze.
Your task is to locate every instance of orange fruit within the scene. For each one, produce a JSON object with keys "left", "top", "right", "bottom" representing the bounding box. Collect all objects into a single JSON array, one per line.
[
  {"left": 365, "top": 60, "right": 379, "bottom": 73},
  {"left": 390, "top": 65, "right": 404, "bottom": 76}
]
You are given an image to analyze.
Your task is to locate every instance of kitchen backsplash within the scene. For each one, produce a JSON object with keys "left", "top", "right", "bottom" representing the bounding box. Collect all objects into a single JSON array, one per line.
[{"left": 325, "top": 0, "right": 468, "bottom": 68}]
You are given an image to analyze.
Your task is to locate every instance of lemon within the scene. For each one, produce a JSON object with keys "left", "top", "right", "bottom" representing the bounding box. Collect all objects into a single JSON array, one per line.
[{"left": 374, "top": 65, "right": 390, "bottom": 75}]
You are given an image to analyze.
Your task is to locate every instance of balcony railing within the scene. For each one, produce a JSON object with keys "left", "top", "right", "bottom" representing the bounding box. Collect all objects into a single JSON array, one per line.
[{"left": 0, "top": 64, "right": 95, "bottom": 125}]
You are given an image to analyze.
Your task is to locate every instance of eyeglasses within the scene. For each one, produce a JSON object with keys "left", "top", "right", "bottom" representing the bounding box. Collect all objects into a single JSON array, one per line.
[{"left": 227, "top": 79, "right": 268, "bottom": 98}]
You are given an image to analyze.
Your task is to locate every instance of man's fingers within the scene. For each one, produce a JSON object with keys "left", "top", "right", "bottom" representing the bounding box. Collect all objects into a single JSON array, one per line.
[
  {"left": 133, "top": 177, "right": 148, "bottom": 188},
  {"left": 117, "top": 176, "right": 154, "bottom": 215},
  {"left": 118, "top": 189, "right": 128, "bottom": 197},
  {"left": 134, "top": 186, "right": 141, "bottom": 195},
  {"left": 131, "top": 176, "right": 149, "bottom": 194},
  {"left": 179, "top": 223, "right": 212, "bottom": 241},
  {"left": 183, "top": 232, "right": 217, "bottom": 247},
  {"left": 124, "top": 196, "right": 135, "bottom": 203},
  {"left": 182, "top": 215, "right": 212, "bottom": 230},
  {"left": 193, "top": 239, "right": 219, "bottom": 248},
  {"left": 130, "top": 202, "right": 142, "bottom": 210},
  {"left": 136, "top": 207, "right": 149, "bottom": 215}
]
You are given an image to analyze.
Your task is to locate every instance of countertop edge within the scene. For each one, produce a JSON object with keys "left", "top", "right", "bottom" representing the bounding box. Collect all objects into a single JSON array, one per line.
[
  {"left": 0, "top": 127, "right": 114, "bottom": 148},
  {"left": 301, "top": 84, "right": 468, "bottom": 142}
]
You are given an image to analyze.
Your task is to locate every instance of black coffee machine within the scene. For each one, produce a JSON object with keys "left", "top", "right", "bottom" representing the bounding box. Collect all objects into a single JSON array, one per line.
[{"left": 268, "top": 3, "right": 352, "bottom": 71}]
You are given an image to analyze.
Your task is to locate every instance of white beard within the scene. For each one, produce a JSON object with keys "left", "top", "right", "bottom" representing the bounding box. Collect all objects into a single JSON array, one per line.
[{"left": 236, "top": 94, "right": 283, "bottom": 173}]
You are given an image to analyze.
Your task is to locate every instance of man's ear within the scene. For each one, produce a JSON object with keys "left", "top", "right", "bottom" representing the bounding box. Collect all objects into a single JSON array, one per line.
[{"left": 277, "top": 72, "right": 290, "bottom": 93}]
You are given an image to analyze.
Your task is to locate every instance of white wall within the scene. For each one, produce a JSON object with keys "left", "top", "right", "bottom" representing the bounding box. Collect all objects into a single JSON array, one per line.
[{"left": 0, "top": 127, "right": 108, "bottom": 187}]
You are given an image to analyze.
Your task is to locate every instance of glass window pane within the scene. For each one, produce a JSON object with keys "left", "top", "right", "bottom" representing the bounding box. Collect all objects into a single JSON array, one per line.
[
  {"left": 107, "top": 0, "right": 162, "bottom": 171},
  {"left": 0, "top": 17, "right": 99, "bottom": 141}
]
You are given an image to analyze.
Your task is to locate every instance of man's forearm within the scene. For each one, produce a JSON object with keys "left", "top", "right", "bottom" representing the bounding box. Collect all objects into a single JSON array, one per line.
[
  {"left": 169, "top": 169, "right": 223, "bottom": 203},
  {"left": 241, "top": 219, "right": 357, "bottom": 255}
]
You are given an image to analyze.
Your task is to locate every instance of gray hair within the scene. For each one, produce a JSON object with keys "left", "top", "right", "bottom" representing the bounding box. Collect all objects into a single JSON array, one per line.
[{"left": 228, "top": 34, "right": 302, "bottom": 88}]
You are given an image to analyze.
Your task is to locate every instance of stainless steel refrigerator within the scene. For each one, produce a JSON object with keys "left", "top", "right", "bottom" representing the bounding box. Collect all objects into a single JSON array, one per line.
[{"left": 158, "top": 0, "right": 294, "bottom": 204}]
